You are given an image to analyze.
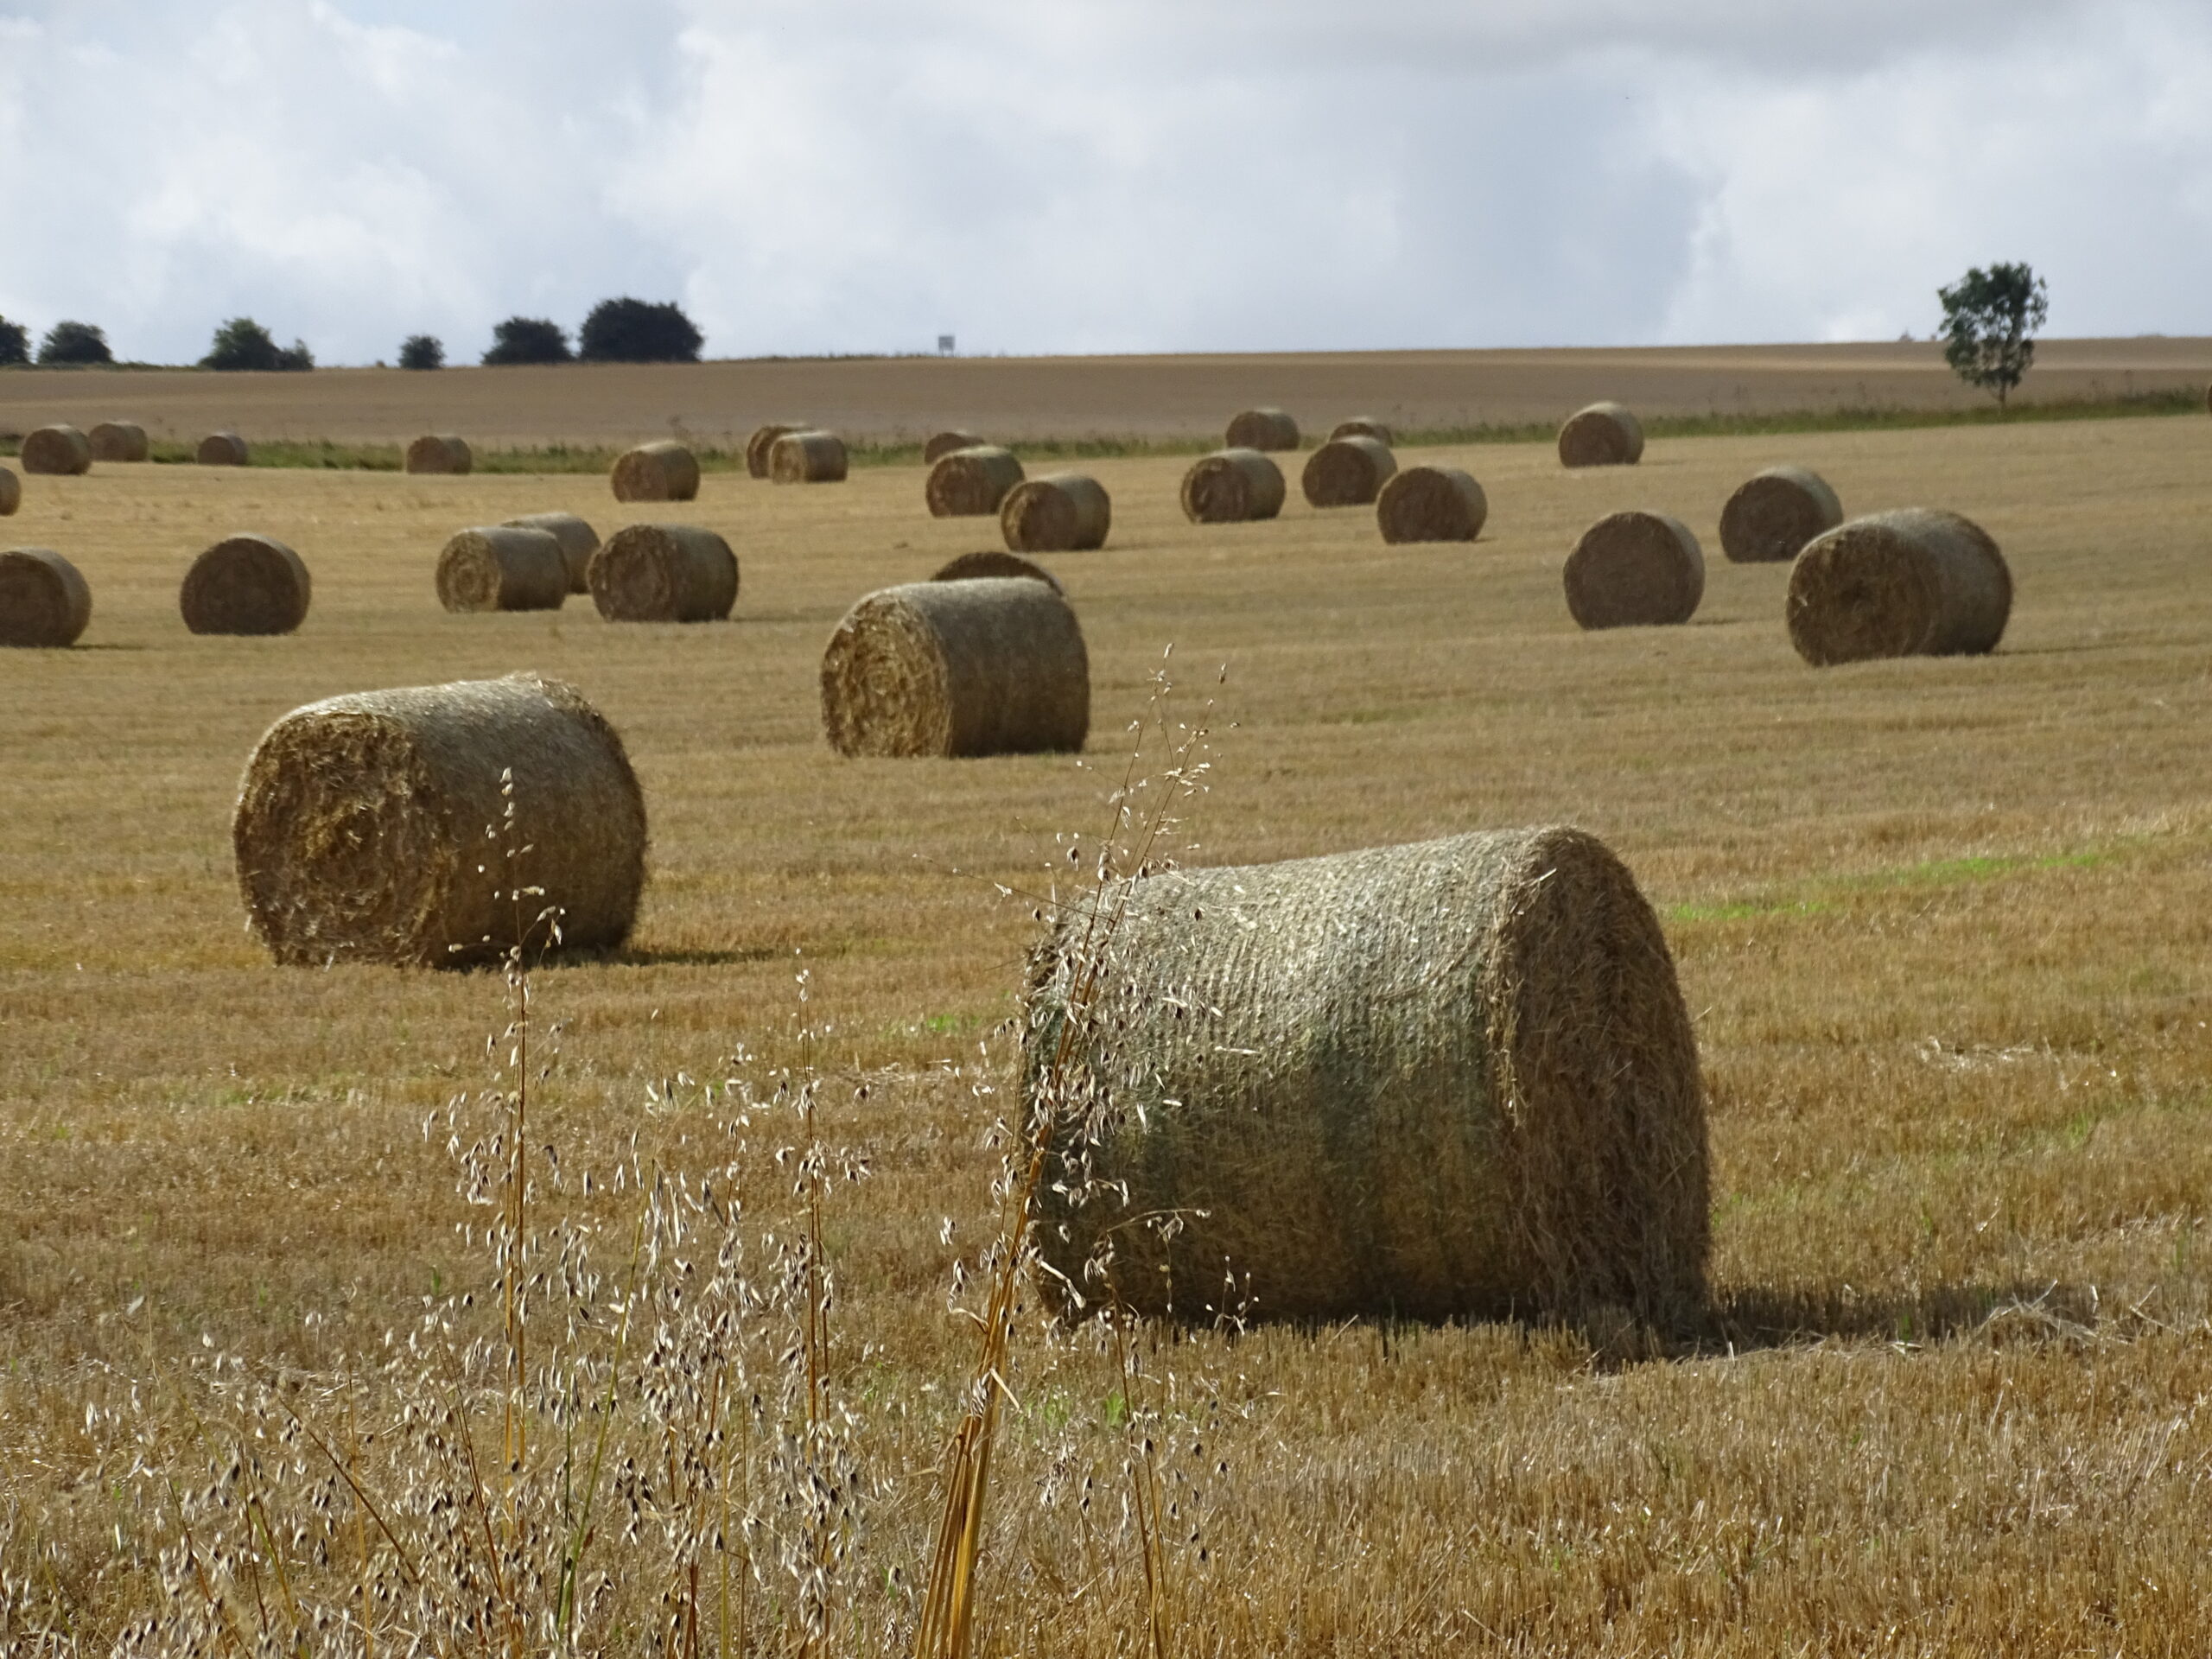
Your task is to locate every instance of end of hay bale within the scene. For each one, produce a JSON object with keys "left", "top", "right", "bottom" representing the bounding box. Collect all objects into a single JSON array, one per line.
[
  {"left": 1180, "top": 448, "right": 1286, "bottom": 524},
  {"left": 0, "top": 467, "right": 18, "bottom": 518},
  {"left": 1001, "top": 473, "right": 1111, "bottom": 553},
  {"left": 1557, "top": 403, "right": 1644, "bottom": 467},
  {"left": 1785, "top": 507, "right": 2012, "bottom": 666},
  {"left": 501, "top": 512, "right": 600, "bottom": 594},
  {"left": 1719, "top": 465, "right": 1843, "bottom": 564},
  {"left": 770, "top": 429, "right": 849, "bottom": 484},
  {"left": 589, "top": 523, "right": 739, "bottom": 622},
  {"left": 21, "top": 426, "right": 93, "bottom": 477},
  {"left": 197, "top": 432, "right": 250, "bottom": 467},
  {"left": 88, "top": 422, "right": 149, "bottom": 463},
  {"left": 930, "top": 549, "right": 1065, "bottom": 594},
  {"left": 1328, "top": 416, "right": 1394, "bottom": 445},
  {"left": 924, "top": 429, "right": 986, "bottom": 466},
  {"left": 745, "top": 422, "right": 806, "bottom": 478},
  {"left": 435, "top": 526, "right": 568, "bottom": 614},
  {"left": 1565, "top": 512, "right": 1704, "bottom": 629},
  {"left": 405, "top": 434, "right": 474, "bottom": 475},
  {"left": 0, "top": 547, "right": 92, "bottom": 647},
  {"left": 1224, "top": 407, "right": 1300, "bottom": 451},
  {"left": 181, "top": 535, "right": 313, "bottom": 636},
  {"left": 611, "top": 441, "right": 701, "bottom": 504},
  {"left": 1300, "top": 435, "right": 1397, "bottom": 508},
  {"left": 925, "top": 445, "right": 1025, "bottom": 517},
  {"left": 1375, "top": 466, "right": 1487, "bottom": 543}
]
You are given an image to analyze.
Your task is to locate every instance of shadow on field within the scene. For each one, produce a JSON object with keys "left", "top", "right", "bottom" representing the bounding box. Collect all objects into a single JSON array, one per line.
[{"left": 1700, "top": 1279, "right": 2105, "bottom": 1353}]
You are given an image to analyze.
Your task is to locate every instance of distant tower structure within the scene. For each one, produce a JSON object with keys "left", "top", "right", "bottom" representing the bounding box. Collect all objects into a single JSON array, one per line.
[{"left": 938, "top": 334, "right": 956, "bottom": 357}]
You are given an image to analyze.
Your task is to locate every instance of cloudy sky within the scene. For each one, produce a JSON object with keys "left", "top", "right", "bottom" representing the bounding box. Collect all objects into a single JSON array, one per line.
[{"left": 2, "top": 1, "right": 2207, "bottom": 365}]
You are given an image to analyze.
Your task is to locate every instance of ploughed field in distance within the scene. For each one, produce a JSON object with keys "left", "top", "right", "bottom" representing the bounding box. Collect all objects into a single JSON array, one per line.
[{"left": 3, "top": 408, "right": 2211, "bottom": 1651}]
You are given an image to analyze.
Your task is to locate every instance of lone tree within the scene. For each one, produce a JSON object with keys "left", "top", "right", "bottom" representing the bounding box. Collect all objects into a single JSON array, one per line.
[
  {"left": 1938, "top": 262, "right": 2049, "bottom": 409},
  {"left": 579, "top": 296, "right": 702, "bottom": 363},
  {"left": 203, "top": 318, "right": 313, "bottom": 372},
  {"left": 482, "top": 316, "right": 572, "bottom": 365},
  {"left": 39, "top": 321, "right": 113, "bottom": 366},
  {"left": 398, "top": 334, "right": 444, "bottom": 371},
  {"left": 0, "top": 316, "right": 28, "bottom": 366}
]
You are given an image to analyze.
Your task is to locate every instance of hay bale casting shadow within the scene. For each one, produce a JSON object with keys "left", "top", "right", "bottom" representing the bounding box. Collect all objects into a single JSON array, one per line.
[
  {"left": 1224, "top": 407, "right": 1300, "bottom": 451},
  {"left": 611, "top": 441, "right": 700, "bottom": 503},
  {"left": 435, "top": 526, "right": 569, "bottom": 613},
  {"left": 588, "top": 524, "right": 738, "bottom": 622},
  {"left": 22, "top": 427, "right": 92, "bottom": 476},
  {"left": 501, "top": 512, "right": 600, "bottom": 594},
  {"left": 1557, "top": 403, "right": 1643, "bottom": 467},
  {"left": 198, "top": 432, "right": 251, "bottom": 467},
  {"left": 1301, "top": 435, "right": 1396, "bottom": 508},
  {"left": 406, "top": 434, "right": 474, "bottom": 475},
  {"left": 1180, "top": 449, "right": 1285, "bottom": 524},
  {"left": 0, "top": 467, "right": 18, "bottom": 517},
  {"left": 771, "top": 429, "right": 849, "bottom": 484},
  {"left": 746, "top": 423, "right": 805, "bottom": 478},
  {"left": 1001, "top": 474, "right": 1110, "bottom": 552},
  {"left": 1719, "top": 466, "right": 1843, "bottom": 564},
  {"left": 1565, "top": 512, "right": 1704, "bottom": 629},
  {"left": 930, "top": 549, "right": 1065, "bottom": 594},
  {"left": 1376, "top": 466, "right": 1487, "bottom": 543},
  {"left": 926, "top": 445, "right": 1024, "bottom": 517},
  {"left": 181, "top": 534, "right": 312, "bottom": 635},
  {"left": 0, "top": 548, "right": 92, "bottom": 647},
  {"left": 1786, "top": 508, "right": 2012, "bottom": 666},
  {"left": 88, "top": 422, "right": 149, "bottom": 463}
]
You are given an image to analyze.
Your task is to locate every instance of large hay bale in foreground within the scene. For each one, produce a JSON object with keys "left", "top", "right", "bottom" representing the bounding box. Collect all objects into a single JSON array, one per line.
[
  {"left": 1376, "top": 466, "right": 1487, "bottom": 543},
  {"left": 21, "top": 426, "right": 92, "bottom": 476},
  {"left": 771, "top": 429, "right": 849, "bottom": 484},
  {"left": 1786, "top": 508, "right": 2012, "bottom": 666},
  {"left": 435, "top": 526, "right": 569, "bottom": 613},
  {"left": 405, "top": 434, "right": 474, "bottom": 475},
  {"left": 925, "top": 429, "right": 986, "bottom": 465},
  {"left": 1557, "top": 402, "right": 1644, "bottom": 467},
  {"left": 925, "top": 445, "right": 1025, "bottom": 517},
  {"left": 88, "top": 422, "right": 149, "bottom": 463},
  {"left": 588, "top": 524, "right": 738, "bottom": 622},
  {"left": 0, "top": 467, "right": 18, "bottom": 517},
  {"left": 821, "top": 577, "right": 1088, "bottom": 757},
  {"left": 611, "top": 441, "right": 700, "bottom": 503},
  {"left": 198, "top": 432, "right": 251, "bottom": 467},
  {"left": 1001, "top": 473, "right": 1111, "bottom": 552},
  {"left": 1023, "top": 826, "right": 1708, "bottom": 1325},
  {"left": 746, "top": 423, "right": 805, "bottom": 478},
  {"left": 930, "top": 549, "right": 1065, "bottom": 594},
  {"left": 232, "top": 673, "right": 647, "bottom": 968},
  {"left": 502, "top": 512, "right": 600, "bottom": 594},
  {"left": 1564, "top": 512, "right": 1704, "bottom": 629},
  {"left": 0, "top": 548, "right": 92, "bottom": 647},
  {"left": 1180, "top": 448, "right": 1285, "bottom": 524},
  {"left": 1329, "top": 416, "right": 1394, "bottom": 445},
  {"left": 1719, "top": 465, "right": 1843, "bottom": 564},
  {"left": 1300, "top": 435, "right": 1397, "bottom": 507},
  {"left": 1224, "top": 407, "right": 1300, "bottom": 451},
  {"left": 181, "top": 535, "right": 312, "bottom": 636}
]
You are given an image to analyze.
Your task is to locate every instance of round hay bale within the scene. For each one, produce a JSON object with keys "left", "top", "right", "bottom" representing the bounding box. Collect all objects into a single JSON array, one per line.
[
  {"left": 0, "top": 467, "right": 18, "bottom": 517},
  {"left": 1022, "top": 825, "right": 1708, "bottom": 1325},
  {"left": 1224, "top": 407, "right": 1300, "bottom": 451},
  {"left": 821, "top": 577, "right": 1088, "bottom": 758},
  {"left": 746, "top": 422, "right": 805, "bottom": 479},
  {"left": 925, "top": 445, "right": 1025, "bottom": 517},
  {"left": 1719, "top": 465, "right": 1843, "bottom": 564},
  {"left": 197, "top": 432, "right": 251, "bottom": 467},
  {"left": 1300, "top": 435, "right": 1397, "bottom": 508},
  {"left": 770, "top": 429, "right": 849, "bottom": 484},
  {"left": 232, "top": 672, "right": 647, "bottom": 969},
  {"left": 0, "top": 548, "right": 92, "bottom": 647},
  {"left": 588, "top": 524, "right": 738, "bottom": 622},
  {"left": 1785, "top": 508, "right": 2012, "bottom": 666},
  {"left": 21, "top": 426, "right": 92, "bottom": 476},
  {"left": 1564, "top": 512, "right": 1704, "bottom": 629},
  {"left": 1557, "top": 402, "right": 1644, "bottom": 467},
  {"left": 1375, "top": 465, "right": 1487, "bottom": 543},
  {"left": 611, "top": 441, "right": 700, "bottom": 503},
  {"left": 88, "top": 422, "right": 149, "bottom": 463},
  {"left": 435, "top": 526, "right": 568, "bottom": 614},
  {"left": 924, "top": 429, "right": 986, "bottom": 465},
  {"left": 405, "top": 434, "right": 474, "bottom": 475},
  {"left": 1001, "top": 473, "right": 1111, "bottom": 553},
  {"left": 181, "top": 534, "right": 312, "bottom": 636},
  {"left": 501, "top": 512, "right": 600, "bottom": 594},
  {"left": 930, "top": 549, "right": 1065, "bottom": 594},
  {"left": 1328, "top": 416, "right": 1394, "bottom": 445},
  {"left": 1180, "top": 448, "right": 1286, "bottom": 524}
]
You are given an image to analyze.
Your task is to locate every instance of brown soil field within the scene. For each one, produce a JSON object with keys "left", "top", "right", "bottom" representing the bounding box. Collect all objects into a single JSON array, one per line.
[{"left": 3, "top": 410, "right": 2212, "bottom": 1651}]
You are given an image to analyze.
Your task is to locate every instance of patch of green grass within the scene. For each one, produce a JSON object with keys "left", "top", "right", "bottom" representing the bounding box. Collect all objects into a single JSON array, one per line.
[{"left": 1669, "top": 844, "right": 2126, "bottom": 926}]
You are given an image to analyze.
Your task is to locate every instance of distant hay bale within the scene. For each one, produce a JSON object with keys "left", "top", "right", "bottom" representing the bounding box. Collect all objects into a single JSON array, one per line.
[
  {"left": 21, "top": 426, "right": 92, "bottom": 476},
  {"left": 821, "top": 577, "right": 1088, "bottom": 758},
  {"left": 405, "top": 434, "right": 474, "bottom": 475},
  {"left": 1224, "top": 407, "right": 1300, "bottom": 451},
  {"left": 232, "top": 672, "right": 647, "bottom": 969},
  {"left": 0, "top": 467, "right": 17, "bottom": 517},
  {"left": 925, "top": 429, "right": 986, "bottom": 465},
  {"left": 611, "top": 441, "right": 700, "bottom": 503},
  {"left": 746, "top": 423, "right": 805, "bottom": 478},
  {"left": 435, "top": 526, "right": 569, "bottom": 614},
  {"left": 1557, "top": 402, "right": 1644, "bottom": 467},
  {"left": 1300, "top": 435, "right": 1397, "bottom": 508},
  {"left": 1330, "top": 416, "right": 1394, "bottom": 444},
  {"left": 930, "top": 549, "right": 1065, "bottom": 594},
  {"left": 1564, "top": 512, "right": 1705, "bottom": 629},
  {"left": 1785, "top": 508, "right": 2012, "bottom": 666},
  {"left": 1376, "top": 466, "right": 1487, "bottom": 543},
  {"left": 1180, "top": 448, "right": 1285, "bottom": 524},
  {"left": 181, "top": 535, "right": 313, "bottom": 636},
  {"left": 0, "top": 548, "right": 92, "bottom": 647},
  {"left": 1001, "top": 473, "right": 1111, "bottom": 553},
  {"left": 588, "top": 523, "right": 738, "bottom": 622},
  {"left": 198, "top": 432, "right": 251, "bottom": 467},
  {"left": 88, "top": 422, "right": 149, "bottom": 463},
  {"left": 1022, "top": 825, "right": 1709, "bottom": 1325},
  {"left": 925, "top": 445, "right": 1025, "bottom": 517},
  {"left": 501, "top": 512, "right": 600, "bottom": 594},
  {"left": 1719, "top": 465, "right": 1843, "bottom": 564},
  {"left": 771, "top": 429, "right": 849, "bottom": 484}
]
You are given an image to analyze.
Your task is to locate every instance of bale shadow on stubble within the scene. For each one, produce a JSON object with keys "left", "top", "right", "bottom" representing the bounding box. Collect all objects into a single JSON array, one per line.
[{"left": 1693, "top": 1278, "right": 2105, "bottom": 1356}]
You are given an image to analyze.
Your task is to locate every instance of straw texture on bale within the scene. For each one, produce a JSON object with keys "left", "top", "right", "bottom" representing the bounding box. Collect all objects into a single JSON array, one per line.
[
  {"left": 88, "top": 422, "right": 149, "bottom": 463},
  {"left": 771, "top": 429, "right": 849, "bottom": 484},
  {"left": 1786, "top": 508, "right": 2012, "bottom": 666},
  {"left": 1180, "top": 448, "right": 1286, "bottom": 524},
  {"left": 930, "top": 550, "right": 1065, "bottom": 594},
  {"left": 0, "top": 548, "right": 92, "bottom": 648},
  {"left": 21, "top": 426, "right": 92, "bottom": 476},
  {"left": 405, "top": 434, "right": 474, "bottom": 475},
  {"left": 1376, "top": 466, "right": 1488, "bottom": 543},
  {"left": 501, "top": 512, "right": 599, "bottom": 594},
  {"left": 1022, "top": 825, "right": 1709, "bottom": 1325},
  {"left": 1001, "top": 474, "right": 1111, "bottom": 553},
  {"left": 745, "top": 423, "right": 805, "bottom": 478},
  {"left": 925, "top": 445, "right": 1025, "bottom": 517},
  {"left": 0, "top": 467, "right": 17, "bottom": 517},
  {"left": 588, "top": 524, "right": 738, "bottom": 622},
  {"left": 1224, "top": 407, "right": 1300, "bottom": 451},
  {"left": 924, "top": 429, "right": 986, "bottom": 465},
  {"left": 1557, "top": 402, "right": 1644, "bottom": 467},
  {"left": 181, "top": 535, "right": 312, "bottom": 636},
  {"left": 198, "top": 432, "right": 251, "bottom": 467},
  {"left": 1329, "top": 416, "right": 1394, "bottom": 445},
  {"left": 821, "top": 577, "right": 1088, "bottom": 758},
  {"left": 1719, "top": 465, "right": 1843, "bottom": 564},
  {"left": 1300, "top": 435, "right": 1397, "bottom": 508},
  {"left": 435, "top": 526, "right": 569, "bottom": 613},
  {"left": 1564, "top": 512, "right": 1705, "bottom": 629},
  {"left": 610, "top": 441, "right": 700, "bottom": 503},
  {"left": 232, "top": 673, "right": 647, "bottom": 969}
]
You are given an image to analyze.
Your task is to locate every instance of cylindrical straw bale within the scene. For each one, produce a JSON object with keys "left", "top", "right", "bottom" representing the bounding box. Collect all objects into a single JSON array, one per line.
[
  {"left": 1022, "top": 825, "right": 1708, "bottom": 1325},
  {"left": 198, "top": 432, "right": 251, "bottom": 467},
  {"left": 746, "top": 423, "right": 805, "bottom": 478},
  {"left": 1180, "top": 448, "right": 1285, "bottom": 524},
  {"left": 1376, "top": 466, "right": 1488, "bottom": 543},
  {"left": 1300, "top": 435, "right": 1397, "bottom": 508},
  {"left": 930, "top": 550, "right": 1065, "bottom": 594},
  {"left": 88, "top": 422, "right": 149, "bottom": 463},
  {"left": 925, "top": 445, "right": 1025, "bottom": 517},
  {"left": 0, "top": 548, "right": 92, "bottom": 647},
  {"left": 502, "top": 512, "right": 600, "bottom": 594},
  {"left": 1224, "top": 407, "right": 1300, "bottom": 451},
  {"left": 821, "top": 577, "right": 1088, "bottom": 758},
  {"left": 181, "top": 535, "right": 312, "bottom": 636},
  {"left": 1785, "top": 508, "right": 2012, "bottom": 666},
  {"left": 611, "top": 441, "right": 700, "bottom": 503},
  {"left": 1557, "top": 402, "right": 1644, "bottom": 467},
  {"left": 925, "top": 429, "right": 986, "bottom": 465},
  {"left": 1329, "top": 416, "right": 1394, "bottom": 445},
  {"left": 405, "top": 434, "right": 474, "bottom": 475},
  {"left": 436, "top": 527, "right": 569, "bottom": 613},
  {"left": 1564, "top": 512, "right": 1704, "bottom": 629},
  {"left": 21, "top": 426, "right": 92, "bottom": 476},
  {"left": 588, "top": 524, "right": 738, "bottom": 622},
  {"left": 1719, "top": 465, "right": 1843, "bottom": 564},
  {"left": 0, "top": 467, "right": 18, "bottom": 517},
  {"left": 770, "top": 429, "right": 849, "bottom": 484},
  {"left": 1001, "top": 474, "right": 1111, "bottom": 553},
  {"left": 232, "top": 673, "right": 647, "bottom": 968}
]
